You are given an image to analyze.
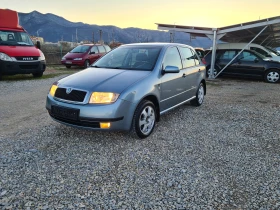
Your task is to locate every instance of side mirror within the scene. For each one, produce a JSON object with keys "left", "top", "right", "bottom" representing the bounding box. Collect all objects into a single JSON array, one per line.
[
  {"left": 90, "top": 51, "right": 96, "bottom": 55},
  {"left": 162, "top": 65, "right": 180, "bottom": 74},
  {"left": 36, "top": 41, "right": 41, "bottom": 49}
]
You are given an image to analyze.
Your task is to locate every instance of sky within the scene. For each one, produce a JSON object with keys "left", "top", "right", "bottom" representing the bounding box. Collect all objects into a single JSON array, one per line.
[{"left": 1, "top": 0, "right": 280, "bottom": 30}]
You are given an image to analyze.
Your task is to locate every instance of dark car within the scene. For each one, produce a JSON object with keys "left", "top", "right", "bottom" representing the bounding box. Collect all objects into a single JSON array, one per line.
[
  {"left": 61, "top": 44, "right": 111, "bottom": 69},
  {"left": 194, "top": 47, "right": 205, "bottom": 58},
  {"left": 202, "top": 49, "right": 280, "bottom": 83}
]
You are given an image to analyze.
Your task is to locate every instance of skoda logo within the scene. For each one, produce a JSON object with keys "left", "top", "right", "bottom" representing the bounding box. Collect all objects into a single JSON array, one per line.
[
  {"left": 66, "top": 88, "right": 72, "bottom": 94},
  {"left": 23, "top": 57, "right": 33, "bottom": 61}
]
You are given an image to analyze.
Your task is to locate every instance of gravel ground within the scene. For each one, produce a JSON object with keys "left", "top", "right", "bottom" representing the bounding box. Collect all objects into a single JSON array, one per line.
[{"left": 0, "top": 75, "right": 279, "bottom": 209}]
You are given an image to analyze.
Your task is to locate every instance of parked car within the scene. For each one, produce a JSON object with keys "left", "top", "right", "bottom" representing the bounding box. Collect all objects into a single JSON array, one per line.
[
  {"left": 194, "top": 47, "right": 205, "bottom": 58},
  {"left": 0, "top": 9, "right": 46, "bottom": 80},
  {"left": 216, "top": 43, "right": 280, "bottom": 62},
  {"left": 202, "top": 49, "right": 280, "bottom": 83},
  {"left": 61, "top": 44, "right": 111, "bottom": 68},
  {"left": 46, "top": 43, "right": 206, "bottom": 138}
]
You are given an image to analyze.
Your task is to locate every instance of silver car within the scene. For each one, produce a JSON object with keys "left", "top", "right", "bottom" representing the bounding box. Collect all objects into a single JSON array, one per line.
[{"left": 46, "top": 43, "right": 206, "bottom": 138}]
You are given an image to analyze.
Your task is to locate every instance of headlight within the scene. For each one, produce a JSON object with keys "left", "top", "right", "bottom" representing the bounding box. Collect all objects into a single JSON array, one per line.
[
  {"left": 39, "top": 50, "right": 45, "bottom": 61},
  {"left": 49, "top": 84, "right": 58, "bottom": 97},
  {"left": 61, "top": 57, "right": 66, "bottom": 60},
  {"left": 89, "top": 92, "right": 119, "bottom": 104},
  {"left": 0, "top": 52, "right": 13, "bottom": 61},
  {"left": 73, "top": 58, "right": 83, "bottom": 61}
]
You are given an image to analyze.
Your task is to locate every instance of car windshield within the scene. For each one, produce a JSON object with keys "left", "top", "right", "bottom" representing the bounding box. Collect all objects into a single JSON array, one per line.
[
  {"left": 70, "top": 45, "right": 90, "bottom": 53},
  {"left": 93, "top": 46, "right": 162, "bottom": 71},
  {"left": 265, "top": 47, "right": 280, "bottom": 56},
  {"left": 0, "top": 30, "right": 34, "bottom": 46}
]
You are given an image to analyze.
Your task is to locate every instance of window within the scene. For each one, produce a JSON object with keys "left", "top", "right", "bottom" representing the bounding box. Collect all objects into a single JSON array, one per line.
[
  {"left": 97, "top": 45, "right": 106, "bottom": 53},
  {"left": 219, "top": 50, "right": 236, "bottom": 60},
  {"left": 191, "top": 49, "right": 200, "bottom": 66},
  {"left": 250, "top": 47, "right": 271, "bottom": 57},
  {"left": 90, "top": 46, "right": 98, "bottom": 54},
  {"left": 240, "top": 51, "right": 258, "bottom": 61},
  {"left": 104, "top": 45, "right": 111, "bottom": 52},
  {"left": 163, "top": 47, "right": 182, "bottom": 70},
  {"left": 179, "top": 47, "right": 196, "bottom": 68}
]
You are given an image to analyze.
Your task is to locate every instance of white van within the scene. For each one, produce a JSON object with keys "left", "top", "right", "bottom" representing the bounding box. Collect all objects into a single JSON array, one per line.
[{"left": 216, "top": 43, "right": 280, "bottom": 62}]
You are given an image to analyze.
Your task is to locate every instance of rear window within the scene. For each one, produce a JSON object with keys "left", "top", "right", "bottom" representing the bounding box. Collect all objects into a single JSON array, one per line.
[{"left": 104, "top": 45, "right": 111, "bottom": 52}]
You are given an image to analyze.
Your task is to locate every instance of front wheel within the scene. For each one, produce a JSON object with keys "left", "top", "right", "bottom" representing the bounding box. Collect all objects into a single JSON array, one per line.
[
  {"left": 264, "top": 69, "right": 280, "bottom": 83},
  {"left": 84, "top": 60, "right": 90, "bottom": 69},
  {"left": 66, "top": 65, "right": 71, "bottom": 69},
  {"left": 131, "top": 100, "right": 156, "bottom": 139},
  {"left": 190, "top": 83, "right": 205, "bottom": 106},
  {"left": 206, "top": 66, "right": 219, "bottom": 78}
]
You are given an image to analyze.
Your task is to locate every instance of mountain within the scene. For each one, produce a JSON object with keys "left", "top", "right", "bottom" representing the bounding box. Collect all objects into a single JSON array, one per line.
[{"left": 18, "top": 11, "right": 212, "bottom": 48}]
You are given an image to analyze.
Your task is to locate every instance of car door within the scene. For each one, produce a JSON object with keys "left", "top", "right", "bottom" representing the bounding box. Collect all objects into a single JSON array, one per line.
[
  {"left": 160, "top": 46, "right": 190, "bottom": 112},
  {"left": 235, "top": 50, "right": 265, "bottom": 77},
  {"left": 89, "top": 46, "right": 99, "bottom": 64},
  {"left": 178, "top": 46, "right": 199, "bottom": 98},
  {"left": 216, "top": 50, "right": 238, "bottom": 75}
]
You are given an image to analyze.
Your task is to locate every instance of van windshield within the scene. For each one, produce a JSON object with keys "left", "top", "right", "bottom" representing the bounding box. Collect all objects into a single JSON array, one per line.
[
  {"left": 0, "top": 30, "right": 34, "bottom": 46},
  {"left": 70, "top": 45, "right": 90, "bottom": 53}
]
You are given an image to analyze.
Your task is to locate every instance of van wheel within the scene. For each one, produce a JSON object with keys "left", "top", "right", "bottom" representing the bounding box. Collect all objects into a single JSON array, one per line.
[
  {"left": 32, "top": 72, "right": 43, "bottom": 78},
  {"left": 84, "top": 60, "right": 90, "bottom": 68},
  {"left": 190, "top": 83, "right": 205, "bottom": 106},
  {"left": 265, "top": 69, "right": 280, "bottom": 83},
  {"left": 131, "top": 100, "right": 156, "bottom": 139},
  {"left": 66, "top": 65, "right": 71, "bottom": 69}
]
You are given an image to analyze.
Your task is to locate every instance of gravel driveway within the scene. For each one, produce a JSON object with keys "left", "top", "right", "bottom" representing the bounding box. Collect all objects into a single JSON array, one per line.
[{"left": 0, "top": 75, "right": 279, "bottom": 209}]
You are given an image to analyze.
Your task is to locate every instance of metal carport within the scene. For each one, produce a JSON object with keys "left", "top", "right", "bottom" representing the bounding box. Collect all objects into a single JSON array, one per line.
[{"left": 156, "top": 16, "right": 280, "bottom": 79}]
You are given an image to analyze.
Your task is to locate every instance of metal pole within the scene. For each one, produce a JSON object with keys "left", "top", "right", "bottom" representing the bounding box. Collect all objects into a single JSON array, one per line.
[
  {"left": 209, "top": 29, "right": 217, "bottom": 79},
  {"left": 215, "top": 26, "right": 268, "bottom": 78}
]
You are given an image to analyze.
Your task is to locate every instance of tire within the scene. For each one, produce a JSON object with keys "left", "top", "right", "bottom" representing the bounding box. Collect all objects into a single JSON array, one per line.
[
  {"left": 84, "top": 60, "right": 90, "bottom": 69},
  {"left": 190, "top": 83, "right": 205, "bottom": 106},
  {"left": 66, "top": 65, "right": 71, "bottom": 69},
  {"left": 32, "top": 72, "right": 43, "bottom": 78},
  {"left": 264, "top": 69, "right": 280, "bottom": 83},
  {"left": 206, "top": 66, "right": 219, "bottom": 78},
  {"left": 131, "top": 100, "right": 156, "bottom": 139}
]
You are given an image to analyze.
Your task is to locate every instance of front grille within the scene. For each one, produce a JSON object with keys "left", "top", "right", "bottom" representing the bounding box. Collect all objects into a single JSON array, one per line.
[
  {"left": 55, "top": 88, "right": 87, "bottom": 102},
  {"left": 15, "top": 56, "right": 39, "bottom": 61},
  {"left": 49, "top": 112, "right": 100, "bottom": 128},
  {"left": 66, "top": 58, "right": 73, "bottom": 60},
  {"left": 19, "top": 65, "right": 39, "bottom": 70}
]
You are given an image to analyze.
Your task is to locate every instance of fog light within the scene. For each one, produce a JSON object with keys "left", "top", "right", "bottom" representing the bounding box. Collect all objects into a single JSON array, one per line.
[{"left": 100, "top": 122, "right": 111, "bottom": 129}]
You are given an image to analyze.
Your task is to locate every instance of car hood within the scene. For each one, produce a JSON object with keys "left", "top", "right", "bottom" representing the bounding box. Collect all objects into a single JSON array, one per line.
[
  {"left": 63, "top": 52, "right": 87, "bottom": 59},
  {"left": 0, "top": 46, "right": 41, "bottom": 57},
  {"left": 58, "top": 67, "right": 151, "bottom": 93}
]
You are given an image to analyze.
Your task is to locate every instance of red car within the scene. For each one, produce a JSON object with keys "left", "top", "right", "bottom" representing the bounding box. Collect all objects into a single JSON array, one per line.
[{"left": 61, "top": 44, "right": 111, "bottom": 68}]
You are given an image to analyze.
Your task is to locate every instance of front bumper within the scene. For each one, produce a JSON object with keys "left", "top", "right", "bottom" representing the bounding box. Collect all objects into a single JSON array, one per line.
[
  {"left": 61, "top": 60, "right": 84, "bottom": 67},
  {"left": 0, "top": 60, "right": 46, "bottom": 75},
  {"left": 46, "top": 94, "right": 137, "bottom": 131}
]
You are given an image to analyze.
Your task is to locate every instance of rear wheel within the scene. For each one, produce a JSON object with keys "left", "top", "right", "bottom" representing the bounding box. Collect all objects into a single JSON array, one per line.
[
  {"left": 32, "top": 72, "right": 43, "bottom": 78},
  {"left": 131, "top": 100, "right": 156, "bottom": 139},
  {"left": 190, "top": 83, "right": 205, "bottom": 106},
  {"left": 206, "top": 66, "right": 219, "bottom": 78},
  {"left": 84, "top": 60, "right": 90, "bottom": 69},
  {"left": 264, "top": 69, "right": 280, "bottom": 83},
  {"left": 66, "top": 65, "right": 71, "bottom": 69}
]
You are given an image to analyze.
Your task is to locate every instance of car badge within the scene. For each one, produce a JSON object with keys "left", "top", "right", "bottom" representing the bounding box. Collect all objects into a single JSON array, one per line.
[{"left": 66, "top": 88, "right": 72, "bottom": 94}]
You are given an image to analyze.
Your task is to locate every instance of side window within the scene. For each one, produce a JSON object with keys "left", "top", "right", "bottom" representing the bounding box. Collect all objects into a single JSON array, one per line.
[
  {"left": 250, "top": 47, "right": 271, "bottom": 57},
  {"left": 163, "top": 47, "right": 182, "bottom": 70},
  {"left": 97, "top": 46, "right": 106, "bottom": 53},
  {"left": 90, "top": 46, "right": 99, "bottom": 54},
  {"left": 179, "top": 47, "right": 196, "bottom": 68},
  {"left": 191, "top": 49, "right": 200, "bottom": 65},
  {"left": 218, "top": 50, "right": 236, "bottom": 60},
  {"left": 240, "top": 51, "right": 258, "bottom": 61},
  {"left": 104, "top": 45, "right": 111, "bottom": 52}
]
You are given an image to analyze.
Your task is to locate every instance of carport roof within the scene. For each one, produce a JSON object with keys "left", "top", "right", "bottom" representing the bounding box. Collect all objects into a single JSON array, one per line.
[{"left": 156, "top": 16, "right": 280, "bottom": 48}]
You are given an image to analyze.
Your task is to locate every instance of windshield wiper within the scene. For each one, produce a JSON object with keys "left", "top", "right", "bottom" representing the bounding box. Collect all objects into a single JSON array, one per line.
[{"left": 91, "top": 65, "right": 100, "bottom": 68}]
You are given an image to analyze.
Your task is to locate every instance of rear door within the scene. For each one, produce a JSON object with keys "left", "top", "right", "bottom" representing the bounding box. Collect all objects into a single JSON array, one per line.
[
  {"left": 216, "top": 50, "right": 238, "bottom": 75},
  {"left": 89, "top": 46, "right": 99, "bottom": 64}
]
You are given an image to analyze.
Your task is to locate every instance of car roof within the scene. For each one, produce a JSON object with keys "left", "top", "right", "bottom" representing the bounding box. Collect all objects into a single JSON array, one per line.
[{"left": 121, "top": 42, "right": 194, "bottom": 48}]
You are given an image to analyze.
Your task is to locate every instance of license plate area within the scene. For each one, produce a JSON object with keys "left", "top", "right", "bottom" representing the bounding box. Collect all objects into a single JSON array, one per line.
[
  {"left": 51, "top": 106, "right": 79, "bottom": 120},
  {"left": 66, "top": 61, "right": 72, "bottom": 64}
]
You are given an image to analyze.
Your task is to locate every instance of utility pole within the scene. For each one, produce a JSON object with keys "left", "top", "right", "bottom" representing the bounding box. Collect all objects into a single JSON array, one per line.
[
  {"left": 76, "top": 28, "right": 78, "bottom": 43},
  {"left": 92, "top": 32, "right": 94, "bottom": 43},
  {"left": 99, "top": 29, "right": 103, "bottom": 44},
  {"left": 170, "top": 32, "right": 173, "bottom": 43}
]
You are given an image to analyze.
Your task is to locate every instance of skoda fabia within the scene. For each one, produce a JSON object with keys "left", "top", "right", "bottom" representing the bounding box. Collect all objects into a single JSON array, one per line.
[{"left": 46, "top": 43, "right": 206, "bottom": 138}]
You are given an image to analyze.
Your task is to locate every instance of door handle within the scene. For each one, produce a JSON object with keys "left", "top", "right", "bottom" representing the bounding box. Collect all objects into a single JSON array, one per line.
[{"left": 182, "top": 73, "right": 186, "bottom": 78}]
